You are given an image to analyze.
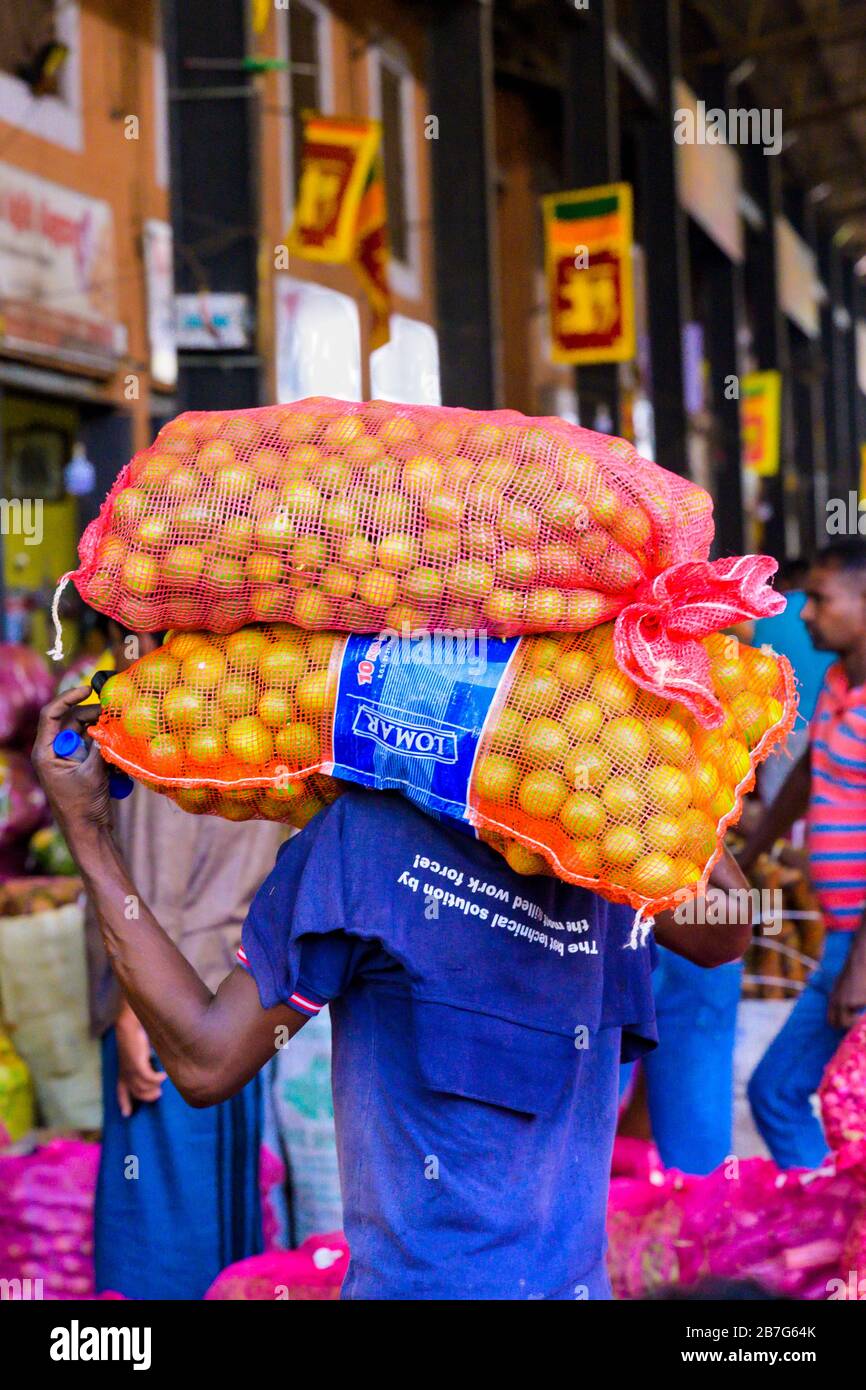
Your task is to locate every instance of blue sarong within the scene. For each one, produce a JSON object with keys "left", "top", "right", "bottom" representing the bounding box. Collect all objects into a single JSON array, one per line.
[{"left": 95, "top": 1028, "right": 263, "bottom": 1299}]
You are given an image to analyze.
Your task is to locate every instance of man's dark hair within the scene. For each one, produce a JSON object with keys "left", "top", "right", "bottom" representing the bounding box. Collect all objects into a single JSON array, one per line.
[
  {"left": 813, "top": 539, "right": 866, "bottom": 573},
  {"left": 777, "top": 557, "right": 809, "bottom": 589}
]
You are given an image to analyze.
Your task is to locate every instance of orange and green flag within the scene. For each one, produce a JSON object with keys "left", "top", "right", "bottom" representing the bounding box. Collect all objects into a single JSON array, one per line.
[{"left": 542, "top": 182, "right": 635, "bottom": 364}]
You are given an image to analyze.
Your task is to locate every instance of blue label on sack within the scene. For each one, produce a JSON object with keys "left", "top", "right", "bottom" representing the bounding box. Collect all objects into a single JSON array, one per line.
[{"left": 330, "top": 630, "right": 520, "bottom": 827}]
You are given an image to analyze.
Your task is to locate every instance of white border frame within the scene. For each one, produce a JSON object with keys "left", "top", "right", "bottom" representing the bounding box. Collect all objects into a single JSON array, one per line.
[
  {"left": 367, "top": 40, "right": 421, "bottom": 302},
  {"left": 277, "top": 0, "right": 335, "bottom": 234},
  {"left": 0, "top": 1, "right": 83, "bottom": 153}
]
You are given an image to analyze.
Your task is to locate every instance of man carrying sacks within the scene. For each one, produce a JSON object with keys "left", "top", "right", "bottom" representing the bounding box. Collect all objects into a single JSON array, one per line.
[{"left": 36, "top": 402, "right": 796, "bottom": 1297}]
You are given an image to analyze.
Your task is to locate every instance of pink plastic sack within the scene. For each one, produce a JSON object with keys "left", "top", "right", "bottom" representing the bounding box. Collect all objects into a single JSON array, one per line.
[
  {"left": 0, "top": 1138, "right": 99, "bottom": 1299},
  {"left": 204, "top": 1232, "right": 349, "bottom": 1300},
  {"left": 0, "top": 644, "right": 54, "bottom": 746},
  {"left": 606, "top": 1149, "right": 862, "bottom": 1300},
  {"left": 0, "top": 749, "right": 49, "bottom": 853}
]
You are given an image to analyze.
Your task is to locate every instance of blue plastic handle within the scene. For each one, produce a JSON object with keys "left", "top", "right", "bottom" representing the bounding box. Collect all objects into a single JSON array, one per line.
[{"left": 52, "top": 730, "right": 134, "bottom": 800}]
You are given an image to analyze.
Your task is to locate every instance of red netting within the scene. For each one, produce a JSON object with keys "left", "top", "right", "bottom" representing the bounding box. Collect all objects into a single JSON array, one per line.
[
  {"left": 90, "top": 622, "right": 796, "bottom": 915},
  {"left": 68, "top": 399, "right": 715, "bottom": 641}
]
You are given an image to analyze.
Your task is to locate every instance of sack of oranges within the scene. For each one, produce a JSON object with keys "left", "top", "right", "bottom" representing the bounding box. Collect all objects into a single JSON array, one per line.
[
  {"left": 52, "top": 398, "right": 715, "bottom": 655},
  {"left": 89, "top": 594, "right": 796, "bottom": 915}
]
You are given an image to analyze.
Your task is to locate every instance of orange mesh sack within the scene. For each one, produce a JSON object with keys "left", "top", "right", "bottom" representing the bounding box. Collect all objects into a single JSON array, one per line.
[
  {"left": 90, "top": 611, "right": 796, "bottom": 916},
  {"left": 58, "top": 399, "right": 715, "bottom": 648}
]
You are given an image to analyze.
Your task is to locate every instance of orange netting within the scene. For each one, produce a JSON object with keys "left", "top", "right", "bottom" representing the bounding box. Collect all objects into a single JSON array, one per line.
[
  {"left": 90, "top": 622, "right": 797, "bottom": 915},
  {"left": 65, "top": 399, "right": 715, "bottom": 643}
]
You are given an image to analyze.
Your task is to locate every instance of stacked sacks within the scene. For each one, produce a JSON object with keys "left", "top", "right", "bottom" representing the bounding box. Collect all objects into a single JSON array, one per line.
[{"left": 63, "top": 401, "right": 797, "bottom": 917}]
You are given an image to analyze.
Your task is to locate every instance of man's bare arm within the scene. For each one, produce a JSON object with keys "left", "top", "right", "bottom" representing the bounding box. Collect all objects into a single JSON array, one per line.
[
  {"left": 737, "top": 749, "right": 811, "bottom": 873},
  {"left": 654, "top": 848, "right": 753, "bottom": 967},
  {"left": 32, "top": 688, "right": 304, "bottom": 1106}
]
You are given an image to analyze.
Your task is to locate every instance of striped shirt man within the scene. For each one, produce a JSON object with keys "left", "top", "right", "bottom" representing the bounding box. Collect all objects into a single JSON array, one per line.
[{"left": 807, "top": 662, "right": 866, "bottom": 932}]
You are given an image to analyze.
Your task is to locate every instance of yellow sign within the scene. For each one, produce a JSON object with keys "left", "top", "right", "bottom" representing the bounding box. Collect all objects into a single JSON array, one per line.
[
  {"left": 542, "top": 183, "right": 635, "bottom": 364},
  {"left": 741, "top": 370, "right": 782, "bottom": 477}
]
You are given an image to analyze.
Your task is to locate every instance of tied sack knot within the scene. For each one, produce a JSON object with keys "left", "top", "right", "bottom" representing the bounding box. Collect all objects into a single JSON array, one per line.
[{"left": 612, "top": 554, "right": 786, "bottom": 728}]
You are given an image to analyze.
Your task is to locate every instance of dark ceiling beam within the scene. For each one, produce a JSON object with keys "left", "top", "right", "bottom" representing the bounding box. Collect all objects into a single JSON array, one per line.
[
  {"left": 788, "top": 90, "right": 866, "bottom": 129},
  {"left": 692, "top": 13, "right": 866, "bottom": 65}
]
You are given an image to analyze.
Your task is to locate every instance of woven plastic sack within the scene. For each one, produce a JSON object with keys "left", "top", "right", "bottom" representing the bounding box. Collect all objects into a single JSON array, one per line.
[
  {"left": 55, "top": 399, "right": 715, "bottom": 649},
  {"left": 0, "top": 643, "right": 54, "bottom": 746},
  {"left": 90, "top": 605, "right": 796, "bottom": 915},
  {"left": 607, "top": 1146, "right": 862, "bottom": 1300},
  {"left": 204, "top": 1233, "right": 348, "bottom": 1301}
]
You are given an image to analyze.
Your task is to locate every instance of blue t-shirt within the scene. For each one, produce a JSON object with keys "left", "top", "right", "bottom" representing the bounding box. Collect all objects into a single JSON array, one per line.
[{"left": 240, "top": 790, "right": 657, "bottom": 1300}]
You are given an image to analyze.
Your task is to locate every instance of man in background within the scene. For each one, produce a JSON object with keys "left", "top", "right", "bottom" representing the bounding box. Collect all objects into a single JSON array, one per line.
[
  {"left": 743, "top": 543, "right": 866, "bottom": 1168},
  {"left": 86, "top": 624, "right": 286, "bottom": 1299},
  {"left": 752, "top": 558, "right": 833, "bottom": 806}
]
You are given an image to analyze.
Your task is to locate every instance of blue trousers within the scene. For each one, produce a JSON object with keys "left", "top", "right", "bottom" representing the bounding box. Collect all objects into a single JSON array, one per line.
[
  {"left": 95, "top": 1029, "right": 263, "bottom": 1299},
  {"left": 748, "top": 931, "right": 854, "bottom": 1170},
  {"left": 621, "top": 947, "right": 743, "bottom": 1174}
]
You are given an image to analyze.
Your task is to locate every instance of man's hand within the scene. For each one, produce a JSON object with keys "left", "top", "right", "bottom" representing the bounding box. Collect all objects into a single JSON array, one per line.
[
  {"left": 115, "top": 1006, "right": 167, "bottom": 1117},
  {"left": 31, "top": 686, "right": 111, "bottom": 842},
  {"left": 828, "top": 944, "right": 866, "bottom": 1032},
  {"left": 654, "top": 847, "right": 753, "bottom": 966}
]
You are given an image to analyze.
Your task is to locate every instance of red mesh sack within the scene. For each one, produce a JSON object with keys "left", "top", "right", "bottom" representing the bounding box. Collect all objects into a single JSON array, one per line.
[
  {"left": 90, "top": 607, "right": 796, "bottom": 915},
  {"left": 55, "top": 399, "right": 715, "bottom": 651}
]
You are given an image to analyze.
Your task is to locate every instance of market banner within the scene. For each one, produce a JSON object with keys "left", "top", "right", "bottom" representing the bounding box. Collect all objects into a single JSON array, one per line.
[
  {"left": 740, "top": 369, "right": 782, "bottom": 477},
  {"left": 288, "top": 113, "right": 391, "bottom": 346},
  {"left": 0, "top": 160, "right": 124, "bottom": 373},
  {"left": 542, "top": 182, "right": 635, "bottom": 364}
]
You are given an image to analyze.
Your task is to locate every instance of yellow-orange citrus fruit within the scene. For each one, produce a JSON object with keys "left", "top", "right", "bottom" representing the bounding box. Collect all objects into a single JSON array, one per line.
[
  {"left": 559, "top": 791, "right": 606, "bottom": 839},
  {"left": 601, "top": 826, "right": 643, "bottom": 867},
  {"left": 600, "top": 715, "right": 651, "bottom": 764},
  {"left": 554, "top": 649, "right": 595, "bottom": 691},
  {"left": 520, "top": 717, "right": 569, "bottom": 766},
  {"left": 505, "top": 842, "right": 548, "bottom": 876},
  {"left": 591, "top": 667, "right": 635, "bottom": 714},
  {"left": 518, "top": 769, "right": 568, "bottom": 819},
  {"left": 630, "top": 852, "right": 679, "bottom": 897},
  {"left": 648, "top": 715, "right": 692, "bottom": 767},
  {"left": 601, "top": 777, "right": 643, "bottom": 819},
  {"left": 561, "top": 700, "right": 603, "bottom": 741},
  {"left": 646, "top": 764, "right": 692, "bottom": 817},
  {"left": 725, "top": 737, "right": 752, "bottom": 786},
  {"left": 227, "top": 716, "right": 273, "bottom": 765},
  {"left": 644, "top": 814, "right": 682, "bottom": 855},
  {"left": 564, "top": 744, "right": 611, "bottom": 790},
  {"left": 474, "top": 754, "right": 519, "bottom": 804}
]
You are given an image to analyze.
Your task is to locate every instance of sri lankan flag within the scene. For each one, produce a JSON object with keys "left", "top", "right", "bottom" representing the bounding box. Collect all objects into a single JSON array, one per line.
[
  {"left": 542, "top": 182, "right": 634, "bottom": 364},
  {"left": 288, "top": 113, "right": 391, "bottom": 348}
]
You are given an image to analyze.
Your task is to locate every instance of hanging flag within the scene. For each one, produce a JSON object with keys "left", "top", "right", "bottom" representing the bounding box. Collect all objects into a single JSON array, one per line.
[
  {"left": 354, "top": 153, "right": 392, "bottom": 350},
  {"left": 740, "top": 370, "right": 782, "bottom": 477},
  {"left": 542, "top": 182, "right": 635, "bottom": 364},
  {"left": 288, "top": 114, "right": 391, "bottom": 346}
]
